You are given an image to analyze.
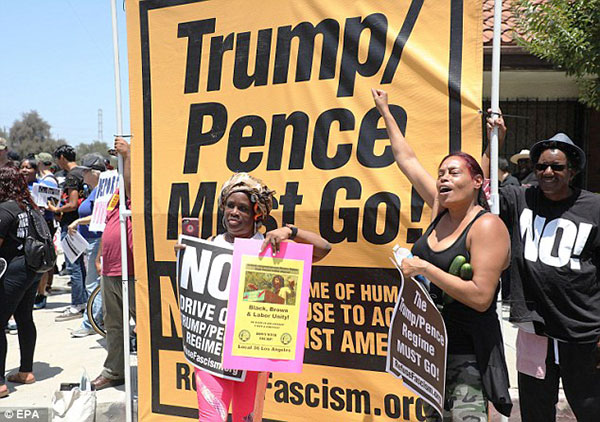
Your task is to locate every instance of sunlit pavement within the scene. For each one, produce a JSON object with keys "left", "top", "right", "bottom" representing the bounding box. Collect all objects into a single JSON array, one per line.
[
  {"left": 489, "top": 305, "right": 575, "bottom": 421},
  {"left": 1, "top": 272, "right": 137, "bottom": 421}
]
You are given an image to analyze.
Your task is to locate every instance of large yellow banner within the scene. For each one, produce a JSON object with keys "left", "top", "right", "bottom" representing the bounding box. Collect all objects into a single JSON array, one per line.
[{"left": 126, "top": 0, "right": 482, "bottom": 420}]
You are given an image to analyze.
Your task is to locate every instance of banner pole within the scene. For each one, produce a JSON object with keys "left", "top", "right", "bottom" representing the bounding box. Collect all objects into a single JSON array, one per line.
[
  {"left": 491, "top": 1, "right": 509, "bottom": 421},
  {"left": 490, "top": 0, "right": 501, "bottom": 215},
  {"left": 110, "top": 1, "right": 133, "bottom": 421}
]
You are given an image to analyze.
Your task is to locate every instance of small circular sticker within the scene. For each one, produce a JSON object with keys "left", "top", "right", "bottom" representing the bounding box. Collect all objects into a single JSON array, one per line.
[
  {"left": 281, "top": 333, "right": 292, "bottom": 345},
  {"left": 239, "top": 330, "right": 251, "bottom": 342}
]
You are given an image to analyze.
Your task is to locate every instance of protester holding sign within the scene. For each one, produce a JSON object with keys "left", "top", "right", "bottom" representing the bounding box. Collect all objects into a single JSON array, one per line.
[
  {"left": 484, "top": 115, "right": 600, "bottom": 421},
  {"left": 68, "top": 154, "right": 106, "bottom": 337},
  {"left": 372, "top": 89, "right": 512, "bottom": 420},
  {"left": 176, "top": 172, "right": 331, "bottom": 422},
  {"left": 20, "top": 157, "right": 59, "bottom": 309},
  {"left": 33, "top": 152, "right": 59, "bottom": 303},
  {"left": 90, "top": 138, "right": 136, "bottom": 391},
  {"left": 0, "top": 167, "right": 43, "bottom": 398}
]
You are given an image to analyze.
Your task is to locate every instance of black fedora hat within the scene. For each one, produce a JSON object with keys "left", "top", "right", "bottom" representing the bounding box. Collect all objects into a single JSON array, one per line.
[{"left": 529, "top": 133, "right": 586, "bottom": 172}]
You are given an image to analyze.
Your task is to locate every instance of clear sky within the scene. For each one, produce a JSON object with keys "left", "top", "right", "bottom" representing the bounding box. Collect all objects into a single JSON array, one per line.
[{"left": 0, "top": 1, "right": 130, "bottom": 145}]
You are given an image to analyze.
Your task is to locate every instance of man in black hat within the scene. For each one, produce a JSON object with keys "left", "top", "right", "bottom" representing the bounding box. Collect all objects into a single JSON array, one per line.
[{"left": 484, "top": 118, "right": 600, "bottom": 421}]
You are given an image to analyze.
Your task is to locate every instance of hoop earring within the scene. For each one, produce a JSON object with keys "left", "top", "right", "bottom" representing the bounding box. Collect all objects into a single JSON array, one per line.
[{"left": 222, "top": 215, "right": 227, "bottom": 230}]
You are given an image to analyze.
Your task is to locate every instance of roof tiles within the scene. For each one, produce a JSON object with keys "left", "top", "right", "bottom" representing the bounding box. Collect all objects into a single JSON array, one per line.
[{"left": 483, "top": 0, "right": 520, "bottom": 46}]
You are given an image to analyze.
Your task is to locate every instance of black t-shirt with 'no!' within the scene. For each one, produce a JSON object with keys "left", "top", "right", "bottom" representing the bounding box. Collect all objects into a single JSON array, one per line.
[{"left": 500, "top": 185, "right": 600, "bottom": 343}]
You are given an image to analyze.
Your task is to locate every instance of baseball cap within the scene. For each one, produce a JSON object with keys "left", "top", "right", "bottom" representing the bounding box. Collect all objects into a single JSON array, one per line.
[
  {"left": 35, "top": 152, "right": 53, "bottom": 164},
  {"left": 0, "top": 137, "right": 7, "bottom": 151},
  {"left": 529, "top": 133, "right": 586, "bottom": 172},
  {"left": 79, "top": 153, "right": 106, "bottom": 171}
]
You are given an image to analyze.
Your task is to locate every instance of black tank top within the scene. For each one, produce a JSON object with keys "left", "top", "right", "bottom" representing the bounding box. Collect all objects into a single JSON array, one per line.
[{"left": 411, "top": 209, "right": 498, "bottom": 354}]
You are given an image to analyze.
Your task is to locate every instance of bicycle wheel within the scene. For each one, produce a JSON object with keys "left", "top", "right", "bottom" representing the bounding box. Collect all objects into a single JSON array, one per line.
[{"left": 87, "top": 284, "right": 106, "bottom": 337}]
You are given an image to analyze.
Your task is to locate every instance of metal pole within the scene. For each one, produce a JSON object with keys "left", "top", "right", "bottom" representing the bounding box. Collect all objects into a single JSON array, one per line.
[
  {"left": 491, "top": 2, "right": 509, "bottom": 421},
  {"left": 490, "top": 0, "right": 501, "bottom": 215},
  {"left": 110, "top": 1, "right": 133, "bottom": 421}
]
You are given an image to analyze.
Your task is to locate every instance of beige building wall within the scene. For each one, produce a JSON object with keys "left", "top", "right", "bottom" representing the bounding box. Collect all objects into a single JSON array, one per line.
[{"left": 483, "top": 71, "right": 580, "bottom": 99}]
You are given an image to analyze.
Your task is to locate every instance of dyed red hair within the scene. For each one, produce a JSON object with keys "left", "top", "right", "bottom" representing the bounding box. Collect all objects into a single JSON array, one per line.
[
  {"left": 439, "top": 152, "right": 489, "bottom": 210},
  {"left": 440, "top": 152, "right": 484, "bottom": 179}
]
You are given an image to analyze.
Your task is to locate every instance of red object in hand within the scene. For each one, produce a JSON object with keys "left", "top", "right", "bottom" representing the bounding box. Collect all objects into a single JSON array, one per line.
[{"left": 182, "top": 218, "right": 199, "bottom": 237}]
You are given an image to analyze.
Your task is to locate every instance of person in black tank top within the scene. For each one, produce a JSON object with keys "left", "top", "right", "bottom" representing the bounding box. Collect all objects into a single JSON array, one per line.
[
  {"left": 372, "top": 89, "right": 513, "bottom": 420},
  {"left": 412, "top": 209, "right": 493, "bottom": 354}
]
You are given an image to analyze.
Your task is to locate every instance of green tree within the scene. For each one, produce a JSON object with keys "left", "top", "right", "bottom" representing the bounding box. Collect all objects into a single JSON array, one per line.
[
  {"left": 8, "top": 111, "right": 66, "bottom": 157},
  {"left": 513, "top": 0, "right": 600, "bottom": 110},
  {"left": 76, "top": 140, "right": 111, "bottom": 159}
]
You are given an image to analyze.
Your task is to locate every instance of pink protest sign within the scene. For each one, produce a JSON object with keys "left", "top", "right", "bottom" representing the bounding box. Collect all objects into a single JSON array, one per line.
[{"left": 223, "top": 238, "right": 313, "bottom": 373}]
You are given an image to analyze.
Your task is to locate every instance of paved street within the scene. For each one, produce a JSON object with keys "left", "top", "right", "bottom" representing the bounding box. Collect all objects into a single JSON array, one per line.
[{"left": 1, "top": 272, "right": 135, "bottom": 421}]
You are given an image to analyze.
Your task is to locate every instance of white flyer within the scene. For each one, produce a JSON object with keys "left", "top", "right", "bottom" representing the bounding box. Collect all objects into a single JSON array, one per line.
[
  {"left": 32, "top": 183, "right": 61, "bottom": 208},
  {"left": 61, "top": 231, "right": 90, "bottom": 263}
]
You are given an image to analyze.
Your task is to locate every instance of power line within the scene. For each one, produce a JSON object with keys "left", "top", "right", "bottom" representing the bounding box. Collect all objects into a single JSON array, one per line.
[
  {"left": 63, "top": 0, "right": 111, "bottom": 61},
  {"left": 98, "top": 108, "right": 104, "bottom": 141}
]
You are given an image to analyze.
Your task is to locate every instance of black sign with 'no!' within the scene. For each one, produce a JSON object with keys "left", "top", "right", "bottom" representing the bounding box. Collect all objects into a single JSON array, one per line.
[{"left": 177, "top": 235, "right": 245, "bottom": 382}]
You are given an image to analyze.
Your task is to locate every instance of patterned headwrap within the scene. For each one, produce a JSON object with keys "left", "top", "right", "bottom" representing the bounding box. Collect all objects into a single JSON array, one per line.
[{"left": 218, "top": 173, "right": 275, "bottom": 225}]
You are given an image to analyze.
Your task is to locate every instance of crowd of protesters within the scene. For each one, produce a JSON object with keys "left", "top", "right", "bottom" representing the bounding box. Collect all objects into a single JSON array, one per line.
[
  {"left": 0, "top": 136, "right": 134, "bottom": 398},
  {"left": 1, "top": 89, "right": 600, "bottom": 422}
]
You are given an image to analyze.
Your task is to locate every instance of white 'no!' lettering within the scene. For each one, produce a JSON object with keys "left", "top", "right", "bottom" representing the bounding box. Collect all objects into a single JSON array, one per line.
[
  {"left": 520, "top": 208, "right": 593, "bottom": 270},
  {"left": 180, "top": 247, "right": 232, "bottom": 300}
]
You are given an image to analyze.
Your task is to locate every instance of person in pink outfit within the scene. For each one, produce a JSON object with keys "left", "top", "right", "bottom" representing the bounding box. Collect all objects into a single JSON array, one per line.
[{"left": 177, "top": 173, "right": 331, "bottom": 422}]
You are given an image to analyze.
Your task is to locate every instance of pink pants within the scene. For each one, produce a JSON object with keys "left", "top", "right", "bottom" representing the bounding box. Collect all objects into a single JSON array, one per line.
[{"left": 194, "top": 368, "right": 259, "bottom": 422}]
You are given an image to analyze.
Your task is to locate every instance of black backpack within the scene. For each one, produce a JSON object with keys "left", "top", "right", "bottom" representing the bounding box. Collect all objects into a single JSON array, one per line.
[{"left": 23, "top": 205, "right": 57, "bottom": 273}]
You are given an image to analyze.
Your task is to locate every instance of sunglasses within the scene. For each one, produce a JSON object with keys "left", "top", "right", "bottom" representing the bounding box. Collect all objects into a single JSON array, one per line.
[{"left": 535, "top": 163, "right": 567, "bottom": 172}]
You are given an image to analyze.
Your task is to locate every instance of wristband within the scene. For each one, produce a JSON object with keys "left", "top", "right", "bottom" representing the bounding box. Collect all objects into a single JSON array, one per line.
[{"left": 286, "top": 224, "right": 298, "bottom": 240}]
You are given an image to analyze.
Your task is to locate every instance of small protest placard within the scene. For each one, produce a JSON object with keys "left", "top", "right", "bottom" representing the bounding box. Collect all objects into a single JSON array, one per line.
[
  {"left": 223, "top": 238, "right": 313, "bottom": 373},
  {"left": 61, "top": 231, "right": 89, "bottom": 263},
  {"left": 176, "top": 235, "right": 245, "bottom": 381},
  {"left": 32, "top": 183, "right": 61, "bottom": 208},
  {"left": 89, "top": 170, "right": 119, "bottom": 232},
  {"left": 387, "top": 263, "right": 447, "bottom": 418}
]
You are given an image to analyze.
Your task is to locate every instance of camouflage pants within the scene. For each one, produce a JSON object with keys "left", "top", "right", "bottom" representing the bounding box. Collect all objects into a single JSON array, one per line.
[{"left": 425, "top": 354, "right": 487, "bottom": 422}]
